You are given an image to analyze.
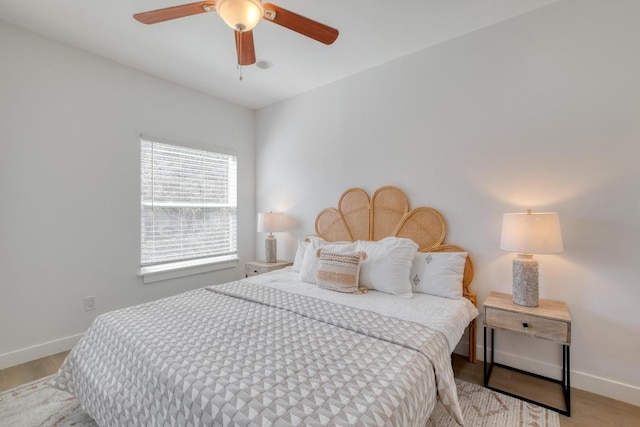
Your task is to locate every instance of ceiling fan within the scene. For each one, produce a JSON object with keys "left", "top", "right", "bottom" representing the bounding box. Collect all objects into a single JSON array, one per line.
[{"left": 134, "top": 1, "right": 339, "bottom": 67}]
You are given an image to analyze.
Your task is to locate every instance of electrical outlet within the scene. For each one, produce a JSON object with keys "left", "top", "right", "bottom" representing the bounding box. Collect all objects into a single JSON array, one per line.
[{"left": 84, "top": 296, "right": 96, "bottom": 311}]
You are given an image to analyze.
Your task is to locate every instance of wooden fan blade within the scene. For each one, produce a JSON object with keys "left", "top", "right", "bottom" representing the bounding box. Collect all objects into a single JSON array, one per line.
[
  {"left": 234, "top": 30, "right": 256, "bottom": 65},
  {"left": 262, "top": 3, "right": 339, "bottom": 45},
  {"left": 134, "top": 1, "right": 216, "bottom": 25}
]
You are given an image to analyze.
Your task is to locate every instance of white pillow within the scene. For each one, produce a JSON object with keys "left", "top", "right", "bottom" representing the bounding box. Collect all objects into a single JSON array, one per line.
[
  {"left": 357, "top": 237, "right": 418, "bottom": 298},
  {"left": 410, "top": 252, "right": 467, "bottom": 299},
  {"left": 298, "top": 239, "right": 358, "bottom": 284},
  {"left": 292, "top": 238, "right": 313, "bottom": 272}
]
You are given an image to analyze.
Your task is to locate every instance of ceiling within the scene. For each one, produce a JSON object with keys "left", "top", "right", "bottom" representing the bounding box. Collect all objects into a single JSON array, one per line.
[{"left": 0, "top": 0, "right": 558, "bottom": 109}]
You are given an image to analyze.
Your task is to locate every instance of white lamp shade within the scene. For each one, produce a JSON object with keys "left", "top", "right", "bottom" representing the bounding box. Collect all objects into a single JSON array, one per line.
[
  {"left": 257, "top": 212, "right": 285, "bottom": 233},
  {"left": 500, "top": 211, "right": 564, "bottom": 254},
  {"left": 216, "top": 0, "right": 264, "bottom": 31}
]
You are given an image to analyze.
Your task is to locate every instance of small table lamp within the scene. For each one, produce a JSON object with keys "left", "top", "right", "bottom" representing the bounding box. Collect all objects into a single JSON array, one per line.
[
  {"left": 500, "top": 210, "right": 564, "bottom": 307},
  {"left": 257, "top": 212, "right": 285, "bottom": 263}
]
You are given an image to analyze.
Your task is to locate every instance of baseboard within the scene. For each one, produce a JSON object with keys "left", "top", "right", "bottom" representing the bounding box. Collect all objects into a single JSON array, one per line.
[
  {"left": 477, "top": 345, "right": 640, "bottom": 407},
  {"left": 571, "top": 369, "right": 640, "bottom": 407},
  {"left": 0, "top": 334, "right": 83, "bottom": 371}
]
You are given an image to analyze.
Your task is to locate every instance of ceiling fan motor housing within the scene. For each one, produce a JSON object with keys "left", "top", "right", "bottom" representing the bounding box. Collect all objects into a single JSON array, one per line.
[{"left": 216, "top": 0, "right": 264, "bottom": 32}]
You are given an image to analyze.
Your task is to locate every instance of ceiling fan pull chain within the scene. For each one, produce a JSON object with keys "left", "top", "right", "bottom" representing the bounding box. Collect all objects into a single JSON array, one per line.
[{"left": 237, "top": 64, "right": 243, "bottom": 81}]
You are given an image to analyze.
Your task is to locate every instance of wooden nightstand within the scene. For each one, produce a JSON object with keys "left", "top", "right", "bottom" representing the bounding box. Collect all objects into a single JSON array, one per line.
[
  {"left": 245, "top": 260, "right": 293, "bottom": 277},
  {"left": 483, "top": 291, "right": 571, "bottom": 416}
]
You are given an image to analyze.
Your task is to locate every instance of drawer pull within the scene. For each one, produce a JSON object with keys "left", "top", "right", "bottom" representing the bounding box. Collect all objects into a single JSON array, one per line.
[{"left": 522, "top": 322, "right": 529, "bottom": 328}]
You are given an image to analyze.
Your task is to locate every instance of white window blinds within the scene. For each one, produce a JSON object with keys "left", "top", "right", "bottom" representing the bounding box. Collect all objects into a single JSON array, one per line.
[{"left": 141, "top": 138, "right": 237, "bottom": 267}]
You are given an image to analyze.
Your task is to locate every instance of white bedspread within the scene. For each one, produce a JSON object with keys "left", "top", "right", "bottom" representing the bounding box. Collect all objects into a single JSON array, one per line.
[{"left": 244, "top": 267, "right": 478, "bottom": 352}]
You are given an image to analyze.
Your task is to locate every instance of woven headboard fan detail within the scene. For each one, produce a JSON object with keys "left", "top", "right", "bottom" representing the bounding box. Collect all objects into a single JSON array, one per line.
[{"left": 314, "top": 185, "right": 474, "bottom": 290}]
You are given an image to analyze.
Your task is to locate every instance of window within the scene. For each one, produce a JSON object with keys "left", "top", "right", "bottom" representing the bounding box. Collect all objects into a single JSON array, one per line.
[{"left": 140, "top": 137, "right": 237, "bottom": 278}]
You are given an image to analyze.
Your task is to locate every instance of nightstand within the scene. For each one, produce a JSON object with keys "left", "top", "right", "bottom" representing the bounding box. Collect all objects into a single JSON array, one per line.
[
  {"left": 245, "top": 260, "right": 293, "bottom": 277},
  {"left": 483, "top": 291, "right": 571, "bottom": 416}
]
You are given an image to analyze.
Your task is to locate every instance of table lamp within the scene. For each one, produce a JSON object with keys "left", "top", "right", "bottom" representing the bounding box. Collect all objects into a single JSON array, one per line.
[
  {"left": 257, "top": 212, "right": 285, "bottom": 263},
  {"left": 500, "top": 210, "right": 564, "bottom": 307}
]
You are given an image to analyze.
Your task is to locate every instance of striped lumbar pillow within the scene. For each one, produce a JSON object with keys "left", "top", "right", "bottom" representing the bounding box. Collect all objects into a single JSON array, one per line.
[{"left": 315, "top": 249, "right": 368, "bottom": 294}]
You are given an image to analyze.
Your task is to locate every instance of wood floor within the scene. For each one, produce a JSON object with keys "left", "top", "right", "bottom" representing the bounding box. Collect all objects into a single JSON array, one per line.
[
  {"left": 0, "top": 351, "right": 70, "bottom": 393},
  {"left": 1, "top": 352, "right": 639, "bottom": 426}
]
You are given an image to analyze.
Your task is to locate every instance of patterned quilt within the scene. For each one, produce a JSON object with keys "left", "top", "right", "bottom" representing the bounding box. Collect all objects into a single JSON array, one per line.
[{"left": 53, "top": 280, "right": 464, "bottom": 426}]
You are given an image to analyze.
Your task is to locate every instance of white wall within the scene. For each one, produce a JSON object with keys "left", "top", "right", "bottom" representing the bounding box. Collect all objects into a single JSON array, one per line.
[
  {"left": 256, "top": 0, "right": 640, "bottom": 405},
  {"left": 0, "top": 21, "right": 255, "bottom": 367}
]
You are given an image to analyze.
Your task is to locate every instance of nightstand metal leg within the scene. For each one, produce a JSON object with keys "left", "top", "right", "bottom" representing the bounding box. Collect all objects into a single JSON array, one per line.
[
  {"left": 483, "top": 327, "right": 487, "bottom": 385},
  {"left": 490, "top": 328, "right": 494, "bottom": 379},
  {"left": 564, "top": 345, "right": 571, "bottom": 416},
  {"left": 483, "top": 327, "right": 495, "bottom": 386}
]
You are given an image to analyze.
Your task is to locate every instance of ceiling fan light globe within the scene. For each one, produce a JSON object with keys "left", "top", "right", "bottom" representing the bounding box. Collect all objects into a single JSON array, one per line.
[{"left": 217, "top": 0, "right": 264, "bottom": 32}]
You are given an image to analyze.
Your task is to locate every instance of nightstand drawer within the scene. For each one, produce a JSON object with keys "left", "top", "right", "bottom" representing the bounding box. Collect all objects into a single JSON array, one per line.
[{"left": 485, "top": 307, "right": 570, "bottom": 344}]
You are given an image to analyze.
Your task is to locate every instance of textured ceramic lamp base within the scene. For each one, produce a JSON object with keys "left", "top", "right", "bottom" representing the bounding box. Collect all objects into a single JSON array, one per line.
[
  {"left": 265, "top": 235, "right": 277, "bottom": 263},
  {"left": 512, "top": 254, "right": 539, "bottom": 307}
]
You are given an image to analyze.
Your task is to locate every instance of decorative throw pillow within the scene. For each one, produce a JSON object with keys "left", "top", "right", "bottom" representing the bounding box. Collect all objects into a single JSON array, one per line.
[
  {"left": 315, "top": 250, "right": 367, "bottom": 293},
  {"left": 357, "top": 237, "right": 418, "bottom": 298},
  {"left": 298, "top": 239, "right": 358, "bottom": 284},
  {"left": 410, "top": 252, "right": 467, "bottom": 299}
]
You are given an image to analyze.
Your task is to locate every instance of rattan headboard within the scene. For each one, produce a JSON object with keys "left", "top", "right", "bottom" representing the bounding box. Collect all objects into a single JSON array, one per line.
[
  {"left": 315, "top": 185, "right": 475, "bottom": 296},
  {"left": 315, "top": 186, "right": 477, "bottom": 361}
]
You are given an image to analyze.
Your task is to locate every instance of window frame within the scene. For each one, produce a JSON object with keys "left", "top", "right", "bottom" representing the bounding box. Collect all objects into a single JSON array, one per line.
[{"left": 138, "top": 135, "right": 238, "bottom": 283}]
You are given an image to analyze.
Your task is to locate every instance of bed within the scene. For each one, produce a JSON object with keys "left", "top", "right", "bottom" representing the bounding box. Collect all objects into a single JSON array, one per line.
[{"left": 53, "top": 186, "right": 478, "bottom": 426}]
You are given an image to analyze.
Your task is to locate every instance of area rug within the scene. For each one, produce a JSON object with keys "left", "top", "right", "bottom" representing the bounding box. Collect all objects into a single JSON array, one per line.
[
  {"left": 0, "top": 376, "right": 559, "bottom": 426},
  {"left": 427, "top": 379, "right": 560, "bottom": 427}
]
